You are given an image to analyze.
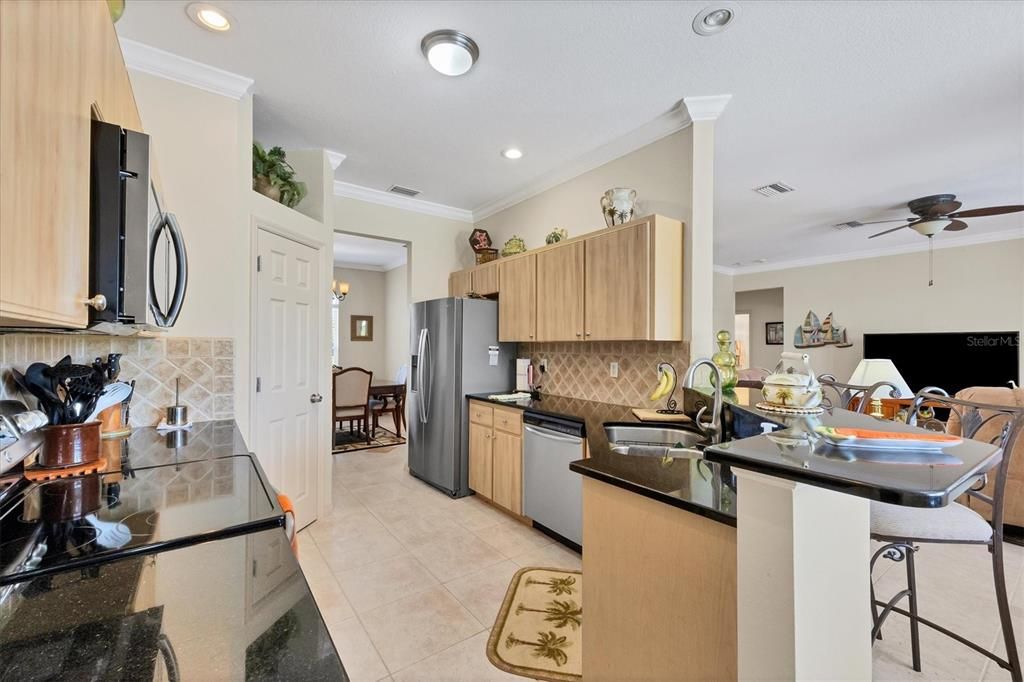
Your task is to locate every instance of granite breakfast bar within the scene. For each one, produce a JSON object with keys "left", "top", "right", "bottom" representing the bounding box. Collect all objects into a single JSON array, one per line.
[{"left": 567, "top": 388, "right": 1002, "bottom": 681}]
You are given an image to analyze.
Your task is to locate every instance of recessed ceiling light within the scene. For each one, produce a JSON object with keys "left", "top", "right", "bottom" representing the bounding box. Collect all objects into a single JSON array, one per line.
[
  {"left": 501, "top": 148, "right": 523, "bottom": 160},
  {"left": 186, "top": 3, "right": 232, "bottom": 32},
  {"left": 754, "top": 258, "right": 769, "bottom": 264},
  {"left": 421, "top": 30, "right": 479, "bottom": 76},
  {"left": 692, "top": 4, "right": 738, "bottom": 36}
]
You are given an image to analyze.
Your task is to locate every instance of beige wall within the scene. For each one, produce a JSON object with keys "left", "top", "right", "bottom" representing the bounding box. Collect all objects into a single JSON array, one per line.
[
  {"left": 333, "top": 197, "right": 471, "bottom": 302},
  {"left": 334, "top": 266, "right": 386, "bottom": 376},
  {"left": 475, "top": 128, "right": 693, "bottom": 253},
  {"left": 735, "top": 287, "right": 785, "bottom": 371},
  {"left": 384, "top": 264, "right": 410, "bottom": 380},
  {"left": 713, "top": 270, "right": 736, "bottom": 341},
  {"left": 733, "top": 238, "right": 1024, "bottom": 383},
  {"left": 130, "top": 70, "right": 253, "bottom": 436}
]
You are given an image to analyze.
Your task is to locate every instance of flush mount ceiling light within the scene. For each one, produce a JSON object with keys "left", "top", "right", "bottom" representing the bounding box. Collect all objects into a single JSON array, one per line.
[
  {"left": 186, "top": 3, "right": 232, "bottom": 32},
  {"left": 692, "top": 4, "right": 738, "bottom": 36},
  {"left": 501, "top": 148, "right": 523, "bottom": 160},
  {"left": 421, "top": 29, "right": 479, "bottom": 76}
]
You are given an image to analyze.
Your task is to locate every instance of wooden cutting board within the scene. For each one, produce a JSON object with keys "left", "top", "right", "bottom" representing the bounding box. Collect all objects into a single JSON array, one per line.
[{"left": 631, "top": 408, "right": 692, "bottom": 423}]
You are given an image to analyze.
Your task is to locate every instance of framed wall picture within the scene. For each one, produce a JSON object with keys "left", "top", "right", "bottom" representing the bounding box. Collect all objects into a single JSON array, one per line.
[
  {"left": 765, "top": 321, "right": 784, "bottom": 345},
  {"left": 351, "top": 315, "right": 374, "bottom": 342}
]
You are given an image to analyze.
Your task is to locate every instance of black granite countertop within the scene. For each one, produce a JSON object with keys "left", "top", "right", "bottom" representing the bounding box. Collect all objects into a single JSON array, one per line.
[
  {"left": 469, "top": 388, "right": 1002, "bottom": 520},
  {"left": 0, "top": 528, "right": 347, "bottom": 680},
  {"left": 1, "top": 421, "right": 284, "bottom": 586},
  {"left": 467, "top": 392, "right": 738, "bottom": 525},
  {"left": 705, "top": 389, "right": 1002, "bottom": 508},
  {"left": 0, "top": 420, "right": 348, "bottom": 680}
]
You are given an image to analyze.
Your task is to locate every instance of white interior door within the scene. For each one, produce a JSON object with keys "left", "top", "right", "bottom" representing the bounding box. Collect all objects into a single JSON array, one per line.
[{"left": 255, "top": 228, "right": 320, "bottom": 529}]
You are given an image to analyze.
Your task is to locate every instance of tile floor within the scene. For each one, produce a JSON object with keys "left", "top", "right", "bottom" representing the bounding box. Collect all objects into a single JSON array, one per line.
[
  {"left": 297, "top": 420, "right": 580, "bottom": 681},
  {"left": 300, "top": 417, "right": 1024, "bottom": 681}
]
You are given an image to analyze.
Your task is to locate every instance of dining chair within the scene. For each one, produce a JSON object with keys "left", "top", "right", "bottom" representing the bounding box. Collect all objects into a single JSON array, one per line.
[
  {"left": 870, "top": 390, "right": 1024, "bottom": 680},
  {"left": 333, "top": 367, "right": 373, "bottom": 445},
  {"left": 370, "top": 364, "right": 409, "bottom": 438}
]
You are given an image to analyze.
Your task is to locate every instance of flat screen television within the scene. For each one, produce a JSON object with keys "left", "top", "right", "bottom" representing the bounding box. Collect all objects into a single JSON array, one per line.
[{"left": 862, "top": 331, "right": 1020, "bottom": 396}]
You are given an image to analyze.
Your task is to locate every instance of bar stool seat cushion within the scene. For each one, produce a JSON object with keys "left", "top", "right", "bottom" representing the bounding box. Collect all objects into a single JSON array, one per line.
[{"left": 871, "top": 500, "right": 993, "bottom": 542}]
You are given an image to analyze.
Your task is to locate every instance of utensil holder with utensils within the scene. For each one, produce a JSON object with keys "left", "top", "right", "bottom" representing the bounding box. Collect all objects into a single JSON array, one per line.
[{"left": 39, "top": 421, "right": 101, "bottom": 469}]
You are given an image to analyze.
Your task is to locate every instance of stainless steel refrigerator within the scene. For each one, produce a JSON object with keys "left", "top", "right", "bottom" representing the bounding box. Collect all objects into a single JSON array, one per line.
[{"left": 408, "top": 297, "right": 516, "bottom": 497}]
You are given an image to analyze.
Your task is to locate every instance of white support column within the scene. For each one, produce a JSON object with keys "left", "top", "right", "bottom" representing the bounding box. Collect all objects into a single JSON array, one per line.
[
  {"left": 682, "top": 95, "right": 730, "bottom": 360},
  {"left": 735, "top": 469, "right": 873, "bottom": 680}
]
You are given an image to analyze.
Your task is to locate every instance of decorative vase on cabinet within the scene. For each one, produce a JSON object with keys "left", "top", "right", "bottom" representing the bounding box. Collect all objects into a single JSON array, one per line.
[{"left": 601, "top": 188, "right": 637, "bottom": 227}]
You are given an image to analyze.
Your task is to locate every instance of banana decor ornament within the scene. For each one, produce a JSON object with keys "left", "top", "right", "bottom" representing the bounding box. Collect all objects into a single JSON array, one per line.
[{"left": 648, "top": 362, "right": 682, "bottom": 414}]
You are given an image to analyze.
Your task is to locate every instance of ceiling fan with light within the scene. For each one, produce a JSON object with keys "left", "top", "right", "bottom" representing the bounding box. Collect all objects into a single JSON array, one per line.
[{"left": 856, "top": 194, "right": 1023, "bottom": 286}]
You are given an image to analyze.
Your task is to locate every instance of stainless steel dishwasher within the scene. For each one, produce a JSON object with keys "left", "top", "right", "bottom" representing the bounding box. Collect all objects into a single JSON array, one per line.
[{"left": 523, "top": 410, "right": 585, "bottom": 548}]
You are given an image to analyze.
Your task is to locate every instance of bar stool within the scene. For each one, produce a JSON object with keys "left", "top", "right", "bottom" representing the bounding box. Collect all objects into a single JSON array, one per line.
[
  {"left": 870, "top": 390, "right": 1024, "bottom": 680},
  {"left": 818, "top": 374, "right": 902, "bottom": 413}
]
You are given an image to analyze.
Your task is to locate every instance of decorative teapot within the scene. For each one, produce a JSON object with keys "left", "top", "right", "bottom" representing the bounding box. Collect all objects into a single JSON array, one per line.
[
  {"left": 761, "top": 352, "right": 823, "bottom": 409},
  {"left": 600, "top": 188, "right": 637, "bottom": 227}
]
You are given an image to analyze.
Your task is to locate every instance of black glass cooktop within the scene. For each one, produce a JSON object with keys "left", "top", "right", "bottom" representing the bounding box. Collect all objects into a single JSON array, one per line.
[{"left": 0, "top": 454, "right": 281, "bottom": 586}]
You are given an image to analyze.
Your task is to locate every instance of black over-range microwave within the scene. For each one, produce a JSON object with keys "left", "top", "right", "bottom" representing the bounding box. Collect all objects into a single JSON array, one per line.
[{"left": 89, "top": 119, "right": 187, "bottom": 333}]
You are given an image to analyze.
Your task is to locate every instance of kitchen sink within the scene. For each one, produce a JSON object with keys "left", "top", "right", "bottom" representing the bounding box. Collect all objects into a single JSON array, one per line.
[{"left": 604, "top": 422, "right": 708, "bottom": 460}]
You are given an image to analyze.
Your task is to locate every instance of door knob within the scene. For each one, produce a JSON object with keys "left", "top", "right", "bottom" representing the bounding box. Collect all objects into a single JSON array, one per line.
[
  {"left": 83, "top": 294, "right": 107, "bottom": 311},
  {"left": 310, "top": 393, "right": 323, "bottom": 403}
]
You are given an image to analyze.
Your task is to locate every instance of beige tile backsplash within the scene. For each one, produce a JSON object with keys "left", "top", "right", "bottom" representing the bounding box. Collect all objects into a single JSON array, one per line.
[
  {"left": 0, "top": 334, "right": 234, "bottom": 427},
  {"left": 522, "top": 341, "right": 690, "bottom": 407}
]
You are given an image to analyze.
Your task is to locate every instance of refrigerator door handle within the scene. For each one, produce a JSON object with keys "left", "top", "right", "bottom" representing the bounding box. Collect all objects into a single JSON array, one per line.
[
  {"left": 419, "top": 328, "right": 431, "bottom": 423},
  {"left": 413, "top": 328, "right": 426, "bottom": 394}
]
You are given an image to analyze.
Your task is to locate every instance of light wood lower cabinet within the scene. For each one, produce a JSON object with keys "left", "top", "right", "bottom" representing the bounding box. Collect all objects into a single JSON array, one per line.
[
  {"left": 491, "top": 430, "right": 523, "bottom": 515},
  {"left": 0, "top": 0, "right": 143, "bottom": 328},
  {"left": 536, "top": 241, "right": 585, "bottom": 341},
  {"left": 468, "top": 421, "right": 493, "bottom": 497},
  {"left": 498, "top": 254, "right": 536, "bottom": 341},
  {"left": 582, "top": 476, "right": 736, "bottom": 680},
  {"left": 467, "top": 400, "right": 523, "bottom": 515}
]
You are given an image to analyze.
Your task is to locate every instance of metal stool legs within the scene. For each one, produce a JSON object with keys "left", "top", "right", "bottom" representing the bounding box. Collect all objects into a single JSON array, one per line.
[{"left": 871, "top": 539, "right": 1022, "bottom": 681}]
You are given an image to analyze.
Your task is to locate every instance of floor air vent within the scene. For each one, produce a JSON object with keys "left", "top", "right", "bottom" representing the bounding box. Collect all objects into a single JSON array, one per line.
[
  {"left": 387, "top": 185, "right": 421, "bottom": 198},
  {"left": 753, "top": 182, "right": 795, "bottom": 197}
]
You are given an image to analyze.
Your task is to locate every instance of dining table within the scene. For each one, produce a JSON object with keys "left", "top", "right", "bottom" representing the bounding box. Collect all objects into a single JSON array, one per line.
[{"left": 369, "top": 379, "right": 406, "bottom": 438}]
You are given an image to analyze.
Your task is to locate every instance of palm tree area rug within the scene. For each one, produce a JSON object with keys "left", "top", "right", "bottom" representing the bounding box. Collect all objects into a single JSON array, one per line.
[
  {"left": 331, "top": 426, "right": 405, "bottom": 454},
  {"left": 487, "top": 567, "right": 583, "bottom": 681}
]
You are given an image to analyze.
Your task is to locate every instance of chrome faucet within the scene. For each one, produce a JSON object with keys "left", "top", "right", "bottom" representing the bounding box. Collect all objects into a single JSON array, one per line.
[{"left": 683, "top": 358, "right": 723, "bottom": 444}]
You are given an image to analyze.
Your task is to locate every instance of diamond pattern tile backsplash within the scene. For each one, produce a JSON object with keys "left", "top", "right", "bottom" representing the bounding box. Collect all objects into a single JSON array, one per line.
[
  {"left": 523, "top": 341, "right": 690, "bottom": 407},
  {"left": 0, "top": 334, "right": 234, "bottom": 428}
]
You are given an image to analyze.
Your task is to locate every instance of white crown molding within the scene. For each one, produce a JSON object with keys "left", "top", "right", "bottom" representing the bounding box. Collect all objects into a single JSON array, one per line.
[
  {"left": 472, "top": 103, "right": 693, "bottom": 221},
  {"left": 683, "top": 94, "right": 732, "bottom": 122},
  {"left": 721, "top": 228, "right": 1024, "bottom": 277},
  {"left": 333, "top": 181, "right": 474, "bottom": 223},
  {"left": 333, "top": 259, "right": 406, "bottom": 272},
  {"left": 119, "top": 38, "right": 253, "bottom": 100},
  {"left": 325, "top": 149, "right": 347, "bottom": 170}
]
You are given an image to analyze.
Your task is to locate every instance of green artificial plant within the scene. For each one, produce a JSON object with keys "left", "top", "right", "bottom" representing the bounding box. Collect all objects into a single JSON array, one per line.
[{"left": 252, "top": 142, "right": 308, "bottom": 208}]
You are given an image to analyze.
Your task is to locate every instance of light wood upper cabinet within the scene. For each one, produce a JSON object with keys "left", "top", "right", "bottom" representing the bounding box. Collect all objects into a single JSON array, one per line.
[
  {"left": 585, "top": 221, "right": 651, "bottom": 340},
  {"left": 492, "top": 429, "right": 523, "bottom": 515},
  {"left": 498, "top": 254, "right": 536, "bottom": 342},
  {"left": 536, "top": 241, "right": 585, "bottom": 341},
  {"left": 448, "top": 270, "right": 473, "bottom": 297},
  {"left": 468, "top": 421, "right": 493, "bottom": 498},
  {"left": 447, "top": 215, "right": 682, "bottom": 342},
  {"left": 472, "top": 263, "right": 499, "bottom": 296},
  {"left": 0, "top": 0, "right": 142, "bottom": 328}
]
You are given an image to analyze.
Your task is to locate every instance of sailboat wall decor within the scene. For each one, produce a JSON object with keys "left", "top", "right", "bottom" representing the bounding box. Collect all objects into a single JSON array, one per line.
[{"left": 793, "top": 310, "right": 853, "bottom": 349}]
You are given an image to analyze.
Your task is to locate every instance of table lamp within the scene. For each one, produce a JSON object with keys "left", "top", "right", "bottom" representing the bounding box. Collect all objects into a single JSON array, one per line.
[{"left": 847, "top": 359, "right": 913, "bottom": 398}]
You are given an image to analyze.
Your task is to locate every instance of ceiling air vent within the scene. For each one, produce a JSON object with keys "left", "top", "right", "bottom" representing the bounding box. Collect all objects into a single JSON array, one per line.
[
  {"left": 387, "top": 185, "right": 421, "bottom": 198},
  {"left": 753, "top": 182, "right": 795, "bottom": 197}
]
